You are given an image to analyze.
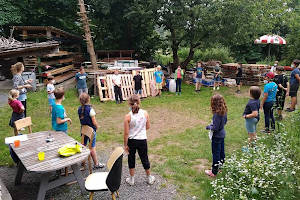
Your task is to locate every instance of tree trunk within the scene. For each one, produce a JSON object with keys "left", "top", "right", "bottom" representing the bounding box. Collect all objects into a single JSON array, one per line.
[
  {"left": 181, "top": 45, "right": 195, "bottom": 70},
  {"left": 170, "top": 27, "right": 180, "bottom": 73},
  {"left": 78, "top": 0, "right": 97, "bottom": 69}
]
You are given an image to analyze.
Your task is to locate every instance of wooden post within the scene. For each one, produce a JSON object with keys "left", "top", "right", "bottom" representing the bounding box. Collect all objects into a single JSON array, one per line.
[{"left": 77, "top": 0, "right": 97, "bottom": 70}]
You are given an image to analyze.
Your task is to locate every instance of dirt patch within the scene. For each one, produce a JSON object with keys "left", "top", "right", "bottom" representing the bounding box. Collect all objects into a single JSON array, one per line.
[
  {"left": 99, "top": 107, "right": 206, "bottom": 141},
  {"left": 149, "top": 154, "right": 166, "bottom": 165},
  {"left": 192, "top": 158, "right": 210, "bottom": 172}
]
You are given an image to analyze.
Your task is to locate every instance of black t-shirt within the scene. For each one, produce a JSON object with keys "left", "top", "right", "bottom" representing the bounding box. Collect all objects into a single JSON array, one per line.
[
  {"left": 237, "top": 68, "right": 242, "bottom": 77},
  {"left": 274, "top": 74, "right": 288, "bottom": 93},
  {"left": 133, "top": 75, "right": 143, "bottom": 90},
  {"left": 243, "top": 99, "right": 260, "bottom": 120}
]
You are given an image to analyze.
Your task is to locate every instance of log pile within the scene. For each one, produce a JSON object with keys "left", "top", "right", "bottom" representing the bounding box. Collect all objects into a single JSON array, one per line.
[{"left": 221, "top": 63, "right": 270, "bottom": 85}]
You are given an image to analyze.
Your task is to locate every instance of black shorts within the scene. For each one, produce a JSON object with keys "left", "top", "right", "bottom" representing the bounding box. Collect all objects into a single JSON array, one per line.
[
  {"left": 289, "top": 84, "right": 299, "bottom": 97},
  {"left": 127, "top": 139, "right": 150, "bottom": 170},
  {"left": 236, "top": 77, "right": 241, "bottom": 85}
]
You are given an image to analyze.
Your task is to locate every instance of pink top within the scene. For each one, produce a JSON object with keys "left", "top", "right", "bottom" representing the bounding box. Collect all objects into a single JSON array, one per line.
[
  {"left": 177, "top": 69, "right": 182, "bottom": 79},
  {"left": 9, "top": 99, "right": 23, "bottom": 113}
]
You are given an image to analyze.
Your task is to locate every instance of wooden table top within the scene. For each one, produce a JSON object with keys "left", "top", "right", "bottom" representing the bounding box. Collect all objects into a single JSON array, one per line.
[{"left": 10, "top": 131, "right": 90, "bottom": 173}]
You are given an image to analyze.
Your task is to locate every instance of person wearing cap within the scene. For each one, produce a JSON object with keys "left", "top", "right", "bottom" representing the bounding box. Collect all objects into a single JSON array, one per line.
[
  {"left": 274, "top": 66, "right": 289, "bottom": 120},
  {"left": 286, "top": 59, "right": 300, "bottom": 112},
  {"left": 260, "top": 72, "right": 278, "bottom": 133},
  {"left": 154, "top": 65, "right": 164, "bottom": 96}
]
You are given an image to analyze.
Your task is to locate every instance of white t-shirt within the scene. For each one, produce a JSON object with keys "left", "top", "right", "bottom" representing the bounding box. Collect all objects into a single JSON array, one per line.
[
  {"left": 112, "top": 75, "right": 121, "bottom": 86},
  {"left": 129, "top": 109, "right": 147, "bottom": 140},
  {"left": 90, "top": 108, "right": 96, "bottom": 117},
  {"left": 270, "top": 65, "right": 276, "bottom": 72},
  {"left": 47, "top": 83, "right": 55, "bottom": 99}
]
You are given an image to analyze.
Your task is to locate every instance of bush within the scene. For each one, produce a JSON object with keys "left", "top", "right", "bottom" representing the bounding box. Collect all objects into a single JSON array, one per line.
[
  {"left": 196, "top": 45, "right": 235, "bottom": 64},
  {"left": 211, "top": 112, "right": 300, "bottom": 200}
]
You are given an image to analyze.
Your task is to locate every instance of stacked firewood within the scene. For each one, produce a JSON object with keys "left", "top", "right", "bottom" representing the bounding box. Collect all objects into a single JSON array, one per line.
[
  {"left": 221, "top": 63, "right": 270, "bottom": 85},
  {"left": 0, "top": 37, "right": 24, "bottom": 49}
]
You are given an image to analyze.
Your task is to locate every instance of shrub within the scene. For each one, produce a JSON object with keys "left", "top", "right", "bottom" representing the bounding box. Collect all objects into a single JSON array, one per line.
[{"left": 211, "top": 111, "right": 300, "bottom": 200}]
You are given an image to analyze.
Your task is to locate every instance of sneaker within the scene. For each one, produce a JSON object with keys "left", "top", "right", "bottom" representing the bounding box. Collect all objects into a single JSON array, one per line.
[
  {"left": 147, "top": 175, "right": 155, "bottom": 185},
  {"left": 260, "top": 129, "right": 270, "bottom": 134},
  {"left": 126, "top": 176, "right": 135, "bottom": 186},
  {"left": 93, "top": 163, "right": 105, "bottom": 169},
  {"left": 205, "top": 170, "right": 216, "bottom": 177},
  {"left": 217, "top": 87, "right": 220, "bottom": 90},
  {"left": 213, "top": 87, "right": 216, "bottom": 90}
]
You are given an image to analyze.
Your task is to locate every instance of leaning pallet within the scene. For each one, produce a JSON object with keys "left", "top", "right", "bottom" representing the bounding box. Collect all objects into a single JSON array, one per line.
[{"left": 97, "top": 68, "right": 156, "bottom": 102}]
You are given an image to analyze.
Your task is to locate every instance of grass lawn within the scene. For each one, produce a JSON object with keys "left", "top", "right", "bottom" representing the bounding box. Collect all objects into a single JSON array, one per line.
[{"left": 0, "top": 84, "right": 266, "bottom": 199}]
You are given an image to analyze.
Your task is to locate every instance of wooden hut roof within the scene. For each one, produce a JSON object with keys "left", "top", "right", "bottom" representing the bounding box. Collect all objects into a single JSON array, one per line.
[
  {"left": 13, "top": 26, "right": 82, "bottom": 40},
  {"left": 0, "top": 37, "right": 59, "bottom": 58}
]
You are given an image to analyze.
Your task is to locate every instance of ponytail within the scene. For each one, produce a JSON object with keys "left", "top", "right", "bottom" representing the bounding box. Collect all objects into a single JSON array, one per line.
[
  {"left": 132, "top": 102, "right": 140, "bottom": 114},
  {"left": 128, "top": 94, "right": 140, "bottom": 114},
  {"left": 8, "top": 89, "right": 19, "bottom": 101},
  {"left": 11, "top": 62, "right": 24, "bottom": 75}
]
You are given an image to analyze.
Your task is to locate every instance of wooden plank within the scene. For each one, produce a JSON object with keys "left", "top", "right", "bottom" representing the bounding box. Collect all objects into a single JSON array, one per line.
[
  {"left": 54, "top": 71, "right": 75, "bottom": 83},
  {"left": 40, "top": 57, "right": 74, "bottom": 66},
  {"left": 44, "top": 65, "right": 74, "bottom": 76}
]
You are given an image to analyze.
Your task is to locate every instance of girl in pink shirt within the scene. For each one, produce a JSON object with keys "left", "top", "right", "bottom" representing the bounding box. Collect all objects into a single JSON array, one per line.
[{"left": 8, "top": 89, "right": 25, "bottom": 135}]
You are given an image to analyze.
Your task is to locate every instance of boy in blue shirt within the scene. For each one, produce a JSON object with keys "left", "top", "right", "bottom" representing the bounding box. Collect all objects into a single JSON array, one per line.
[
  {"left": 260, "top": 72, "right": 277, "bottom": 133},
  {"left": 52, "top": 88, "right": 72, "bottom": 133},
  {"left": 75, "top": 66, "right": 88, "bottom": 96},
  {"left": 286, "top": 60, "right": 300, "bottom": 112},
  {"left": 154, "top": 65, "right": 164, "bottom": 96}
]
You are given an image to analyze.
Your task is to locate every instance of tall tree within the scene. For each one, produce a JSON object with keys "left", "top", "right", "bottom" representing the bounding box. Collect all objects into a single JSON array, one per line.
[{"left": 154, "top": 0, "right": 217, "bottom": 70}]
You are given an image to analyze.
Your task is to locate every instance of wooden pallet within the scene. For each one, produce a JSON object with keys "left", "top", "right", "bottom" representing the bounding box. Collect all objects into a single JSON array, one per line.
[
  {"left": 97, "top": 68, "right": 156, "bottom": 102},
  {"left": 43, "top": 64, "right": 74, "bottom": 76}
]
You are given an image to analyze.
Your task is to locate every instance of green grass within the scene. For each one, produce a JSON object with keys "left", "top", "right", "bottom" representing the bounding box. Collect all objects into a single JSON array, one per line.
[{"left": 0, "top": 84, "right": 265, "bottom": 199}]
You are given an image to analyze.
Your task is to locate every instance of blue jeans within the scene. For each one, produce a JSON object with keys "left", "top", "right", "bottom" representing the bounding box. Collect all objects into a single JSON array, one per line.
[
  {"left": 263, "top": 101, "right": 275, "bottom": 130},
  {"left": 211, "top": 137, "right": 225, "bottom": 175},
  {"left": 176, "top": 78, "right": 182, "bottom": 93}
]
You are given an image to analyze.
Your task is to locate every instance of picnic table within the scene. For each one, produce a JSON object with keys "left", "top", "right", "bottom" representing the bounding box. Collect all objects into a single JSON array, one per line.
[{"left": 10, "top": 131, "right": 90, "bottom": 200}]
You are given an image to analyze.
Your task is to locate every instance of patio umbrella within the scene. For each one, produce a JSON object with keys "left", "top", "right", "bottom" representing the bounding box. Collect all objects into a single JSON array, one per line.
[{"left": 254, "top": 34, "right": 286, "bottom": 57}]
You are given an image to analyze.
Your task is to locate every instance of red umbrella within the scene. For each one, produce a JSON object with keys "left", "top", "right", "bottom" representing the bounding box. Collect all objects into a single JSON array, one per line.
[{"left": 254, "top": 34, "right": 286, "bottom": 57}]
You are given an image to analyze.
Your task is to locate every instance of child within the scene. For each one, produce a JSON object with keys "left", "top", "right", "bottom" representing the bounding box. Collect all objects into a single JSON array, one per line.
[
  {"left": 8, "top": 89, "right": 25, "bottom": 136},
  {"left": 133, "top": 70, "right": 143, "bottom": 98},
  {"left": 194, "top": 62, "right": 204, "bottom": 92},
  {"left": 154, "top": 65, "right": 164, "bottom": 96},
  {"left": 235, "top": 63, "right": 243, "bottom": 94},
  {"left": 205, "top": 94, "right": 228, "bottom": 177},
  {"left": 274, "top": 67, "right": 289, "bottom": 120},
  {"left": 260, "top": 72, "right": 277, "bottom": 133},
  {"left": 52, "top": 88, "right": 72, "bottom": 133},
  {"left": 124, "top": 94, "right": 155, "bottom": 185},
  {"left": 47, "top": 76, "right": 56, "bottom": 113},
  {"left": 243, "top": 86, "right": 261, "bottom": 146},
  {"left": 213, "top": 64, "right": 222, "bottom": 90},
  {"left": 78, "top": 93, "right": 104, "bottom": 169},
  {"left": 174, "top": 65, "right": 184, "bottom": 95},
  {"left": 75, "top": 66, "right": 88, "bottom": 96}
]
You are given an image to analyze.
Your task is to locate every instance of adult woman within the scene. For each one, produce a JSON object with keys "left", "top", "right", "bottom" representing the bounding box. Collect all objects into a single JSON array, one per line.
[
  {"left": 174, "top": 65, "right": 184, "bottom": 95},
  {"left": 11, "top": 62, "right": 32, "bottom": 117},
  {"left": 123, "top": 94, "right": 155, "bottom": 186}
]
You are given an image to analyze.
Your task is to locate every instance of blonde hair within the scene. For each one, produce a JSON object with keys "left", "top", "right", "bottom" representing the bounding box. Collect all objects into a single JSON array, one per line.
[
  {"left": 11, "top": 62, "right": 24, "bottom": 75},
  {"left": 8, "top": 89, "right": 19, "bottom": 101}
]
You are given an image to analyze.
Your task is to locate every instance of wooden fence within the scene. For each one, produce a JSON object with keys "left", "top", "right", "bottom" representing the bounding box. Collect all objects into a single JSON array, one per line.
[{"left": 97, "top": 68, "right": 156, "bottom": 101}]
